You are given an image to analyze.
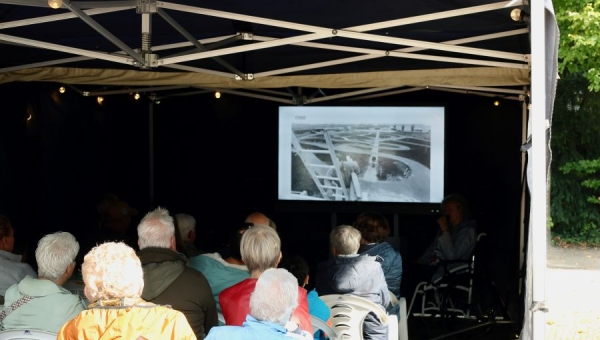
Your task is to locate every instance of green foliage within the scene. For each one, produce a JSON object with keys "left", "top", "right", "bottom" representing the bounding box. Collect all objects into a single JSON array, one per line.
[
  {"left": 554, "top": 0, "right": 600, "bottom": 91},
  {"left": 550, "top": 73, "right": 600, "bottom": 245}
]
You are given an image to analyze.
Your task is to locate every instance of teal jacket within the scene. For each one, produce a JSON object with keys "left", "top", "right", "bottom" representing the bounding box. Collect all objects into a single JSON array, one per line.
[
  {"left": 1, "top": 276, "right": 85, "bottom": 333},
  {"left": 189, "top": 252, "right": 249, "bottom": 314}
]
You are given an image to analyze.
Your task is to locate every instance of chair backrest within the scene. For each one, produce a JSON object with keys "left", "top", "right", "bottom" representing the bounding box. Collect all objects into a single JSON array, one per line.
[
  {"left": 0, "top": 330, "right": 58, "bottom": 340},
  {"left": 310, "top": 315, "right": 338, "bottom": 340},
  {"left": 388, "top": 290, "right": 399, "bottom": 307},
  {"left": 320, "top": 294, "right": 388, "bottom": 340}
]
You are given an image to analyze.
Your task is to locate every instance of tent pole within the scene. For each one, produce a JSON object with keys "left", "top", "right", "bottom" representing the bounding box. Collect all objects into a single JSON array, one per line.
[
  {"left": 529, "top": 0, "right": 548, "bottom": 338},
  {"left": 149, "top": 101, "right": 154, "bottom": 207},
  {"left": 519, "top": 88, "right": 528, "bottom": 296}
]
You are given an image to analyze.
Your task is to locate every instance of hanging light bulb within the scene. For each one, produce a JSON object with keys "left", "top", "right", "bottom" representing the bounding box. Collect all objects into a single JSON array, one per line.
[
  {"left": 134, "top": 93, "right": 140, "bottom": 100},
  {"left": 48, "top": 0, "right": 62, "bottom": 9},
  {"left": 510, "top": 8, "right": 522, "bottom": 21},
  {"left": 215, "top": 91, "right": 221, "bottom": 99},
  {"left": 97, "top": 96, "right": 104, "bottom": 104},
  {"left": 59, "top": 86, "right": 66, "bottom": 94},
  {"left": 494, "top": 100, "right": 500, "bottom": 106}
]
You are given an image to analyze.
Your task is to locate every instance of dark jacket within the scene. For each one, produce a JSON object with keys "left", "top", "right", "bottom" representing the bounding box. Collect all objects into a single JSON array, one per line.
[
  {"left": 138, "top": 247, "right": 218, "bottom": 339},
  {"left": 359, "top": 242, "right": 402, "bottom": 300},
  {"left": 316, "top": 254, "right": 390, "bottom": 340}
]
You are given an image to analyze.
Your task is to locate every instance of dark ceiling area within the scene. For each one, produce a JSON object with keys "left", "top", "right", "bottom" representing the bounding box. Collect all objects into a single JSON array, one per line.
[{"left": 0, "top": 0, "right": 531, "bottom": 105}]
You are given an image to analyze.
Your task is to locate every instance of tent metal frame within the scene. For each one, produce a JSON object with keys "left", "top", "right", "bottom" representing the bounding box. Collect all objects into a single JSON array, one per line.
[{"left": 0, "top": 0, "right": 530, "bottom": 104}]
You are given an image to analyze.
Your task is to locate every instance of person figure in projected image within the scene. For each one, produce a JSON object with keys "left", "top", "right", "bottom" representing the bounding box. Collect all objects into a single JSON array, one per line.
[{"left": 416, "top": 193, "right": 477, "bottom": 282}]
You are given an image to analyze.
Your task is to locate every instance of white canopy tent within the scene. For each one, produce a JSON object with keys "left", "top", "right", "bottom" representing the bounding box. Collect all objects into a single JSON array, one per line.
[{"left": 0, "top": 0, "right": 558, "bottom": 338}]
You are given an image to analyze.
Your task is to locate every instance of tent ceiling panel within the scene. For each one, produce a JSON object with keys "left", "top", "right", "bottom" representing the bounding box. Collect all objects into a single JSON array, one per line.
[{"left": 0, "top": 0, "right": 531, "bottom": 101}]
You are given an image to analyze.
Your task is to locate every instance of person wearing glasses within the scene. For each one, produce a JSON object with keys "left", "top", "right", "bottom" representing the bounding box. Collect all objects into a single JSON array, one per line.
[{"left": 1, "top": 232, "right": 85, "bottom": 333}]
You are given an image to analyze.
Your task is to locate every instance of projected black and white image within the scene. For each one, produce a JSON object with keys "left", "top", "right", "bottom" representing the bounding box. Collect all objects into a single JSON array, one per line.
[{"left": 278, "top": 107, "right": 445, "bottom": 203}]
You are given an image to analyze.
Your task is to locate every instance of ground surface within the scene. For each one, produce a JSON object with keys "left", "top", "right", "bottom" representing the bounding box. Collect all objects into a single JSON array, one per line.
[
  {"left": 545, "top": 245, "right": 600, "bottom": 339},
  {"left": 407, "top": 244, "right": 600, "bottom": 339}
]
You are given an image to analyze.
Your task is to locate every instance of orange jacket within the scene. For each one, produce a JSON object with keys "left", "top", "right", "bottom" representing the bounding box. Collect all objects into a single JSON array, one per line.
[{"left": 57, "top": 302, "right": 197, "bottom": 340}]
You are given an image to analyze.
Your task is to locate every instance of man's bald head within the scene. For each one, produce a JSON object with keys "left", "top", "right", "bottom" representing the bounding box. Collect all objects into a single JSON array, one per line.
[{"left": 245, "top": 212, "right": 277, "bottom": 230}]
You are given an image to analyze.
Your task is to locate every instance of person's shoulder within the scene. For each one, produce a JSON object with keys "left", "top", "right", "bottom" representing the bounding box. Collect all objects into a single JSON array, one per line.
[
  {"left": 206, "top": 325, "right": 246, "bottom": 339},
  {"left": 316, "top": 259, "right": 334, "bottom": 271},
  {"left": 220, "top": 278, "right": 255, "bottom": 298}
]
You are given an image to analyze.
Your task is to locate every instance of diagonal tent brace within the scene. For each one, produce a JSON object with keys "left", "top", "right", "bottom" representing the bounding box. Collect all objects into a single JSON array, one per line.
[
  {"left": 62, "top": 0, "right": 145, "bottom": 66},
  {"left": 156, "top": 7, "right": 245, "bottom": 79},
  {"left": 158, "top": 1, "right": 527, "bottom": 66}
]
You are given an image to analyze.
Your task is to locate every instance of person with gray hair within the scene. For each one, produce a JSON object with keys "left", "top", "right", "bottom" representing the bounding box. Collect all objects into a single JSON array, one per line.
[
  {"left": 137, "top": 207, "right": 218, "bottom": 339},
  {"left": 219, "top": 225, "right": 312, "bottom": 334},
  {"left": 1, "top": 232, "right": 84, "bottom": 333},
  {"left": 175, "top": 213, "right": 201, "bottom": 256},
  {"left": 206, "top": 268, "right": 310, "bottom": 340},
  {"left": 317, "top": 225, "right": 390, "bottom": 340},
  {"left": 57, "top": 242, "right": 196, "bottom": 339},
  {"left": 416, "top": 193, "right": 477, "bottom": 282}
]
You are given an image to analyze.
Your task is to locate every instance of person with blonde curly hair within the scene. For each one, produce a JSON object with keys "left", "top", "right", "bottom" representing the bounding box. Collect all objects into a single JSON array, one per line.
[{"left": 57, "top": 242, "right": 196, "bottom": 340}]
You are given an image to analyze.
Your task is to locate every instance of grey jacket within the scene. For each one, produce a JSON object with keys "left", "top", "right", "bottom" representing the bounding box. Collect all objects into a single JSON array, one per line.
[{"left": 316, "top": 254, "right": 390, "bottom": 340}]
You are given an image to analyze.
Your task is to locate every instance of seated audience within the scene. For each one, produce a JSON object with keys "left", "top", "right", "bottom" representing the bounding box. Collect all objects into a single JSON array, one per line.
[
  {"left": 245, "top": 211, "right": 277, "bottom": 230},
  {"left": 0, "top": 215, "right": 36, "bottom": 299},
  {"left": 93, "top": 195, "right": 138, "bottom": 250},
  {"left": 316, "top": 225, "right": 390, "bottom": 340},
  {"left": 354, "top": 211, "right": 403, "bottom": 312},
  {"left": 137, "top": 207, "right": 217, "bottom": 339},
  {"left": 206, "top": 268, "right": 311, "bottom": 340},
  {"left": 173, "top": 220, "right": 190, "bottom": 259},
  {"left": 190, "top": 224, "right": 250, "bottom": 314},
  {"left": 57, "top": 242, "right": 195, "bottom": 339},
  {"left": 175, "top": 213, "right": 202, "bottom": 256},
  {"left": 280, "top": 255, "right": 331, "bottom": 340},
  {"left": 1, "top": 232, "right": 85, "bottom": 332},
  {"left": 219, "top": 225, "right": 312, "bottom": 333},
  {"left": 416, "top": 194, "right": 477, "bottom": 282}
]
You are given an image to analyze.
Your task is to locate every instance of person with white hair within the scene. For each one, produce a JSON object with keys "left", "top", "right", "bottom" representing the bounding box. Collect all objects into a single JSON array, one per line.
[
  {"left": 57, "top": 242, "right": 195, "bottom": 339},
  {"left": 316, "top": 225, "right": 390, "bottom": 340},
  {"left": 206, "top": 268, "right": 310, "bottom": 340},
  {"left": 175, "top": 213, "right": 201, "bottom": 256},
  {"left": 137, "top": 207, "right": 218, "bottom": 339},
  {"left": 219, "top": 225, "right": 312, "bottom": 334},
  {"left": 1, "top": 232, "right": 84, "bottom": 333}
]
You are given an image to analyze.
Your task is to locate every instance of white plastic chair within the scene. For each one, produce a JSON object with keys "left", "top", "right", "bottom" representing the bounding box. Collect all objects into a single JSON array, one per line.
[
  {"left": 388, "top": 292, "right": 409, "bottom": 340},
  {"left": 310, "top": 315, "right": 338, "bottom": 340},
  {"left": 321, "top": 294, "right": 396, "bottom": 340},
  {"left": 0, "top": 330, "right": 58, "bottom": 340}
]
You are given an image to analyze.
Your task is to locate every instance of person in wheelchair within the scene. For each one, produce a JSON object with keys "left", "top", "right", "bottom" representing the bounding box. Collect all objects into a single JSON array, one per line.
[{"left": 416, "top": 194, "right": 477, "bottom": 283}]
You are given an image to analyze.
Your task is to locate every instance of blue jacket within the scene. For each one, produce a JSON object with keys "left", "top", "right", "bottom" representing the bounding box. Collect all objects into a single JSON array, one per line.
[
  {"left": 205, "top": 315, "right": 307, "bottom": 340},
  {"left": 306, "top": 289, "right": 330, "bottom": 340},
  {"left": 358, "top": 242, "right": 402, "bottom": 300}
]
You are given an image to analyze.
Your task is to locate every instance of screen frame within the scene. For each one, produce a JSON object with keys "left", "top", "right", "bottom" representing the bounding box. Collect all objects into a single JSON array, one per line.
[{"left": 277, "top": 105, "right": 446, "bottom": 208}]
